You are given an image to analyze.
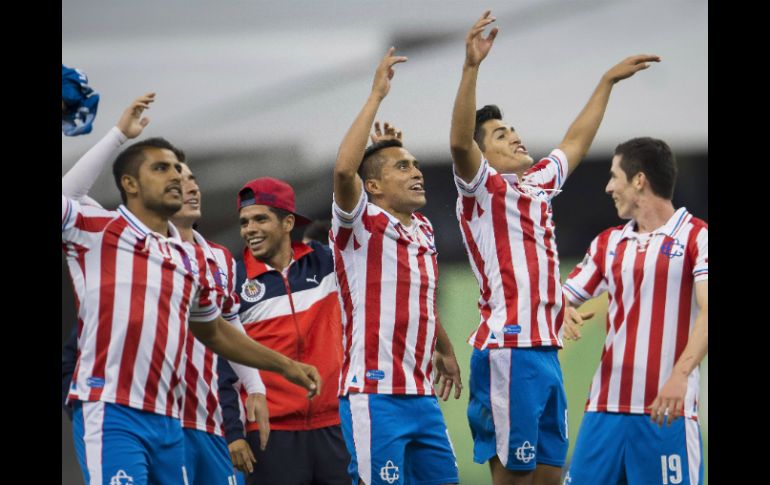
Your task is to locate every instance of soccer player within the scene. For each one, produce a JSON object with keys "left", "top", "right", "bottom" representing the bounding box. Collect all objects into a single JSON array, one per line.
[
  {"left": 332, "top": 47, "right": 462, "bottom": 485},
  {"left": 218, "top": 177, "right": 349, "bottom": 485},
  {"left": 174, "top": 164, "right": 271, "bottom": 485},
  {"left": 61, "top": 95, "right": 320, "bottom": 484},
  {"left": 449, "top": 10, "right": 660, "bottom": 484},
  {"left": 62, "top": 159, "right": 268, "bottom": 485},
  {"left": 561, "top": 137, "right": 707, "bottom": 485}
]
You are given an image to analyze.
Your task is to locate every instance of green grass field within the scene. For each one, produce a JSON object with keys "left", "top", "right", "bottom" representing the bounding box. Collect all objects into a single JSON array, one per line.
[{"left": 436, "top": 261, "right": 708, "bottom": 484}]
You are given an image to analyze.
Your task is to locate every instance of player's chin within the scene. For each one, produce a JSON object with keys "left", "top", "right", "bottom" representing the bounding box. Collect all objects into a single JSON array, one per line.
[
  {"left": 409, "top": 193, "right": 427, "bottom": 210},
  {"left": 162, "top": 200, "right": 184, "bottom": 214}
]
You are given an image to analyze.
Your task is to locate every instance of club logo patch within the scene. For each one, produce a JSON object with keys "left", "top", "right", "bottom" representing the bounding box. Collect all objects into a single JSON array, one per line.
[{"left": 241, "top": 279, "right": 266, "bottom": 303}]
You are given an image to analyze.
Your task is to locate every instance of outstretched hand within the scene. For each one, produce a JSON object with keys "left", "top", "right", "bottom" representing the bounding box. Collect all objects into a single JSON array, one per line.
[
  {"left": 465, "top": 10, "right": 498, "bottom": 67},
  {"left": 116, "top": 92, "right": 155, "bottom": 139},
  {"left": 604, "top": 55, "right": 661, "bottom": 84},
  {"left": 372, "top": 47, "right": 408, "bottom": 100}
]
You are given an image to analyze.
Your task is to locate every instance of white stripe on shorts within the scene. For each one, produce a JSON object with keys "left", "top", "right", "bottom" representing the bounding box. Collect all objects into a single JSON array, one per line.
[
  {"left": 350, "top": 394, "right": 373, "bottom": 484},
  {"left": 82, "top": 401, "right": 106, "bottom": 485},
  {"left": 490, "top": 349, "right": 512, "bottom": 467},
  {"left": 686, "top": 418, "right": 701, "bottom": 485}
]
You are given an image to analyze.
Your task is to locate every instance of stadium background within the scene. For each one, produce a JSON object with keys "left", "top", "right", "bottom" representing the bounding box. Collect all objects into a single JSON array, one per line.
[{"left": 62, "top": 1, "right": 707, "bottom": 483}]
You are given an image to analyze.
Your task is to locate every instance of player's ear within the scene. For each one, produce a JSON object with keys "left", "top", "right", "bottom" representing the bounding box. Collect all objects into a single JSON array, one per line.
[
  {"left": 283, "top": 214, "right": 295, "bottom": 233},
  {"left": 122, "top": 174, "right": 139, "bottom": 197}
]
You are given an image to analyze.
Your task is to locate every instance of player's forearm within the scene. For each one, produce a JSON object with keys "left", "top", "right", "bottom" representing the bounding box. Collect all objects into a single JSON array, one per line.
[
  {"left": 194, "top": 318, "right": 293, "bottom": 374},
  {"left": 226, "top": 319, "right": 267, "bottom": 393},
  {"left": 559, "top": 77, "right": 615, "bottom": 174},
  {"left": 671, "top": 307, "right": 708, "bottom": 378},
  {"left": 450, "top": 65, "right": 480, "bottom": 163},
  {"left": 62, "top": 127, "right": 127, "bottom": 201},
  {"left": 335, "top": 93, "right": 382, "bottom": 182},
  {"left": 434, "top": 323, "right": 456, "bottom": 356}
]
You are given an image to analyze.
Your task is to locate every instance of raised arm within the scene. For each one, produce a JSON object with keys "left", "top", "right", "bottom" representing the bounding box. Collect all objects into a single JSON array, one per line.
[
  {"left": 450, "top": 10, "right": 498, "bottom": 182},
  {"left": 62, "top": 93, "right": 155, "bottom": 201},
  {"left": 559, "top": 55, "right": 660, "bottom": 175},
  {"left": 333, "top": 47, "right": 407, "bottom": 212}
]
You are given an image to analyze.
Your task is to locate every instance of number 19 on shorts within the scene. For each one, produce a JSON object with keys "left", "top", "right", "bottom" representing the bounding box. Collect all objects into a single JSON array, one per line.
[{"left": 660, "top": 454, "right": 682, "bottom": 484}]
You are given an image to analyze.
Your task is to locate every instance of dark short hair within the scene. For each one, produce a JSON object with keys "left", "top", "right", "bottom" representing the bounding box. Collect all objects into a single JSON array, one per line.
[
  {"left": 614, "top": 137, "right": 677, "bottom": 199},
  {"left": 267, "top": 206, "right": 291, "bottom": 221},
  {"left": 359, "top": 138, "right": 404, "bottom": 183},
  {"left": 474, "top": 105, "right": 504, "bottom": 151},
  {"left": 112, "top": 137, "right": 185, "bottom": 204}
]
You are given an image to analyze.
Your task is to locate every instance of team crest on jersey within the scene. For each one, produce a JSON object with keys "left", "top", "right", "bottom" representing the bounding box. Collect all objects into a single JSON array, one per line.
[
  {"left": 241, "top": 279, "right": 266, "bottom": 303},
  {"left": 660, "top": 238, "right": 685, "bottom": 259}
]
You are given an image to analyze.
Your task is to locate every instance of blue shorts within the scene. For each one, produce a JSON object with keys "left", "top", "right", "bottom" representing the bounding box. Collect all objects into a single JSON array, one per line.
[
  {"left": 72, "top": 401, "right": 186, "bottom": 484},
  {"left": 339, "top": 394, "right": 459, "bottom": 485},
  {"left": 467, "top": 346, "right": 568, "bottom": 471},
  {"left": 565, "top": 412, "right": 704, "bottom": 485},
  {"left": 235, "top": 471, "right": 246, "bottom": 485},
  {"left": 183, "top": 428, "right": 238, "bottom": 484}
]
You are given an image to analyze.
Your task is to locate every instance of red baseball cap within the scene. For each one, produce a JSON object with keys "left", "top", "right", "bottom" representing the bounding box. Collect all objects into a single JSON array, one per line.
[{"left": 236, "top": 177, "right": 312, "bottom": 226}]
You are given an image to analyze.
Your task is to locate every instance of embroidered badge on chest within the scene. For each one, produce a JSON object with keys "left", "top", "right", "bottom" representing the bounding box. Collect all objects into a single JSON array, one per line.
[{"left": 241, "top": 279, "right": 266, "bottom": 303}]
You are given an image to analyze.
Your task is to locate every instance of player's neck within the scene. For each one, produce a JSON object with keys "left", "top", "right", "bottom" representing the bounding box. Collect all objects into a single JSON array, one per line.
[
  {"left": 176, "top": 225, "right": 195, "bottom": 244},
  {"left": 633, "top": 197, "right": 675, "bottom": 233},
  {"left": 127, "top": 202, "right": 172, "bottom": 236},
  {"left": 373, "top": 199, "right": 413, "bottom": 227},
  {"left": 264, "top": 239, "right": 294, "bottom": 272}
]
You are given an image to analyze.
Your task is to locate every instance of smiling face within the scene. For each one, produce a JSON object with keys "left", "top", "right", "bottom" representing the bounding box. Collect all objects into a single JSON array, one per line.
[
  {"left": 605, "top": 154, "right": 640, "bottom": 220},
  {"left": 128, "top": 147, "right": 184, "bottom": 218},
  {"left": 170, "top": 163, "right": 202, "bottom": 228},
  {"left": 365, "top": 146, "right": 426, "bottom": 214},
  {"left": 239, "top": 204, "right": 294, "bottom": 263},
  {"left": 479, "top": 119, "right": 534, "bottom": 175}
]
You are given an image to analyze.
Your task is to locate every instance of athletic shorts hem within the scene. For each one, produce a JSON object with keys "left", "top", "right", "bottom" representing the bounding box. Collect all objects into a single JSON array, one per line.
[{"left": 535, "top": 457, "right": 565, "bottom": 467}]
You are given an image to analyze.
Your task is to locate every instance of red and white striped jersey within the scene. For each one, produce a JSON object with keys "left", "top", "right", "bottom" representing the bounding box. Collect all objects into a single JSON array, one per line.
[
  {"left": 331, "top": 188, "right": 439, "bottom": 396},
  {"left": 563, "top": 208, "right": 708, "bottom": 418},
  {"left": 178, "top": 233, "right": 243, "bottom": 435},
  {"left": 454, "top": 150, "right": 569, "bottom": 350},
  {"left": 62, "top": 196, "right": 221, "bottom": 418}
]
